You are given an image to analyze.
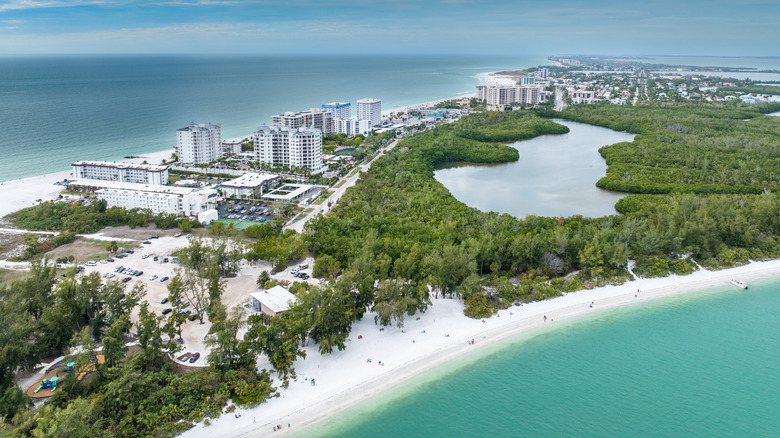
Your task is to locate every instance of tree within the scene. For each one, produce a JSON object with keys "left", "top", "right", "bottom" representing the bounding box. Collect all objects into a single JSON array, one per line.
[
  {"left": 243, "top": 313, "right": 306, "bottom": 382},
  {"left": 164, "top": 275, "right": 188, "bottom": 341},
  {"left": 206, "top": 305, "right": 251, "bottom": 371},
  {"left": 257, "top": 270, "right": 271, "bottom": 288},
  {"left": 177, "top": 269, "right": 212, "bottom": 324},
  {"left": 313, "top": 254, "right": 341, "bottom": 280},
  {"left": 178, "top": 217, "right": 193, "bottom": 232},
  {"left": 293, "top": 284, "right": 356, "bottom": 354},
  {"left": 134, "top": 303, "right": 165, "bottom": 371},
  {"left": 102, "top": 315, "right": 131, "bottom": 368}
]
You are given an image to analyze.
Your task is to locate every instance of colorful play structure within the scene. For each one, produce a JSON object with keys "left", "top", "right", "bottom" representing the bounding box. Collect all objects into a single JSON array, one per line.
[{"left": 26, "top": 357, "right": 104, "bottom": 399}]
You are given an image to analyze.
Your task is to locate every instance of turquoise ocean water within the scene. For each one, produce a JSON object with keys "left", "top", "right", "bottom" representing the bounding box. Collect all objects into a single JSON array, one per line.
[
  {"left": 0, "top": 55, "right": 544, "bottom": 182},
  {"left": 313, "top": 278, "right": 780, "bottom": 437}
]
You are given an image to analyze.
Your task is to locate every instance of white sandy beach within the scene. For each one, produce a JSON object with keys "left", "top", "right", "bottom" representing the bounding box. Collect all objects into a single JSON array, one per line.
[
  {"left": 181, "top": 259, "right": 780, "bottom": 438},
  {"left": 0, "top": 150, "right": 174, "bottom": 220}
]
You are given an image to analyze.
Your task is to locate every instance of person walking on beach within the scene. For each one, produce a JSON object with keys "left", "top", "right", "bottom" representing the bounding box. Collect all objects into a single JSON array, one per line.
[{"left": 543, "top": 315, "right": 547, "bottom": 322}]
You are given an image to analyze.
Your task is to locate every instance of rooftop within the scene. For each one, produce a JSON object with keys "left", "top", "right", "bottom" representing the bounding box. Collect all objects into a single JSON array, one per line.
[
  {"left": 70, "top": 179, "right": 215, "bottom": 196},
  {"left": 221, "top": 172, "right": 280, "bottom": 189},
  {"left": 251, "top": 286, "right": 297, "bottom": 314},
  {"left": 72, "top": 160, "right": 169, "bottom": 172}
]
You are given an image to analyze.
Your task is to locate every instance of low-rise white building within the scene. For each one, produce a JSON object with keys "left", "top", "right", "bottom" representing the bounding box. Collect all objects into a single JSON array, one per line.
[
  {"left": 198, "top": 209, "right": 219, "bottom": 225},
  {"left": 222, "top": 138, "right": 246, "bottom": 156},
  {"left": 94, "top": 182, "right": 218, "bottom": 216},
  {"left": 251, "top": 286, "right": 298, "bottom": 316},
  {"left": 72, "top": 161, "right": 169, "bottom": 185},
  {"left": 220, "top": 172, "right": 280, "bottom": 199}
]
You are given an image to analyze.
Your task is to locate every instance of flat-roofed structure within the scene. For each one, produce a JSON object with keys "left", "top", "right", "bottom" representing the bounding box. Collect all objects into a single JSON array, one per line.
[
  {"left": 263, "top": 183, "right": 322, "bottom": 202},
  {"left": 220, "top": 172, "right": 280, "bottom": 199},
  {"left": 251, "top": 286, "right": 297, "bottom": 316},
  {"left": 77, "top": 180, "right": 218, "bottom": 216},
  {"left": 322, "top": 102, "right": 351, "bottom": 119},
  {"left": 356, "top": 98, "right": 382, "bottom": 126},
  {"left": 176, "top": 122, "right": 222, "bottom": 165},
  {"left": 253, "top": 125, "right": 324, "bottom": 172},
  {"left": 72, "top": 161, "right": 169, "bottom": 185},
  {"left": 272, "top": 108, "right": 333, "bottom": 134}
]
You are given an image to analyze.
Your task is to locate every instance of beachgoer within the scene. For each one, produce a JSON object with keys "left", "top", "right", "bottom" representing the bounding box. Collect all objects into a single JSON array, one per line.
[{"left": 544, "top": 315, "right": 547, "bottom": 322}]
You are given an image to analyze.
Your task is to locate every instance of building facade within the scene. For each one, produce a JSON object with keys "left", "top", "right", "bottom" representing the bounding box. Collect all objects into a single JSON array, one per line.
[
  {"left": 71, "top": 161, "right": 169, "bottom": 185},
  {"left": 220, "top": 172, "right": 280, "bottom": 198},
  {"left": 254, "top": 125, "right": 324, "bottom": 172},
  {"left": 272, "top": 109, "right": 333, "bottom": 135},
  {"left": 332, "top": 117, "right": 371, "bottom": 136},
  {"left": 95, "top": 184, "right": 218, "bottom": 216},
  {"left": 322, "top": 102, "right": 351, "bottom": 119},
  {"left": 176, "top": 122, "right": 222, "bottom": 165},
  {"left": 475, "top": 85, "right": 550, "bottom": 106},
  {"left": 356, "top": 98, "right": 382, "bottom": 126}
]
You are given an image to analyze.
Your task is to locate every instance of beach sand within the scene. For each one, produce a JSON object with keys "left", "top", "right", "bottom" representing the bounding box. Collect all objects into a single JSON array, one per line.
[{"left": 181, "top": 259, "right": 780, "bottom": 438}]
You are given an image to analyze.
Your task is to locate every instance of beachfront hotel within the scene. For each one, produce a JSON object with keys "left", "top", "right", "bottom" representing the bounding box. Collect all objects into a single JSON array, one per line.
[
  {"left": 253, "top": 125, "right": 324, "bottom": 172},
  {"left": 272, "top": 109, "right": 334, "bottom": 135},
  {"left": 176, "top": 122, "right": 223, "bottom": 165},
  {"left": 475, "top": 85, "right": 551, "bottom": 106},
  {"left": 94, "top": 182, "right": 218, "bottom": 216},
  {"left": 356, "top": 98, "right": 382, "bottom": 126},
  {"left": 220, "top": 172, "right": 280, "bottom": 199},
  {"left": 332, "top": 117, "right": 372, "bottom": 136},
  {"left": 322, "top": 102, "right": 351, "bottom": 120},
  {"left": 71, "top": 161, "right": 169, "bottom": 185}
]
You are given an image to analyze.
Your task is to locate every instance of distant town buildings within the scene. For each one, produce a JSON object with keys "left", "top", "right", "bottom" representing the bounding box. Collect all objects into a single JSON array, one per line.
[
  {"left": 176, "top": 122, "right": 222, "bottom": 165},
  {"left": 253, "top": 125, "right": 324, "bottom": 172},
  {"left": 475, "top": 85, "right": 550, "bottom": 106},
  {"left": 71, "top": 161, "right": 169, "bottom": 185},
  {"left": 322, "top": 102, "right": 351, "bottom": 119},
  {"left": 521, "top": 76, "right": 535, "bottom": 85},
  {"left": 534, "top": 68, "right": 549, "bottom": 79},
  {"left": 94, "top": 183, "right": 218, "bottom": 216},
  {"left": 356, "top": 98, "right": 382, "bottom": 126},
  {"left": 272, "top": 109, "right": 334, "bottom": 135}
]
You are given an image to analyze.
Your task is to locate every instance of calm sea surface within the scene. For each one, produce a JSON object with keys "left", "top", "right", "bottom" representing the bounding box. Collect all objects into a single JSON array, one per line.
[
  {"left": 434, "top": 119, "right": 635, "bottom": 218},
  {"left": 0, "top": 54, "right": 546, "bottom": 182},
  {"left": 312, "top": 278, "right": 780, "bottom": 437}
]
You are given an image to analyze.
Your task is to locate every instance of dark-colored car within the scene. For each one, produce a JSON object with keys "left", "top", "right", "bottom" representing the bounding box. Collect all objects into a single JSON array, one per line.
[
  {"left": 161, "top": 297, "right": 169, "bottom": 304},
  {"left": 134, "top": 271, "right": 143, "bottom": 277},
  {"left": 126, "top": 250, "right": 134, "bottom": 254},
  {"left": 154, "top": 256, "right": 159, "bottom": 261},
  {"left": 189, "top": 352, "right": 200, "bottom": 363},
  {"left": 188, "top": 314, "right": 198, "bottom": 321},
  {"left": 151, "top": 235, "right": 159, "bottom": 239},
  {"left": 161, "top": 308, "right": 172, "bottom": 315},
  {"left": 106, "top": 258, "right": 114, "bottom": 262},
  {"left": 122, "top": 277, "right": 131, "bottom": 283},
  {"left": 142, "top": 241, "right": 151, "bottom": 244},
  {"left": 160, "top": 276, "right": 169, "bottom": 282}
]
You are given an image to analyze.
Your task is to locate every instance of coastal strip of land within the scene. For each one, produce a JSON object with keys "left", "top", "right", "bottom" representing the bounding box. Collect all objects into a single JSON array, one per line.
[
  {"left": 181, "top": 259, "right": 780, "bottom": 437},
  {"left": 0, "top": 71, "right": 510, "bottom": 222}
]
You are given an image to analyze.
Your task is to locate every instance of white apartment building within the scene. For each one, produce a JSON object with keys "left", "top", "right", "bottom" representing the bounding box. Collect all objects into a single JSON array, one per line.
[
  {"left": 220, "top": 172, "right": 280, "bottom": 198},
  {"left": 356, "top": 98, "right": 382, "bottom": 126},
  {"left": 176, "top": 122, "right": 222, "bottom": 165},
  {"left": 272, "top": 109, "right": 333, "bottom": 135},
  {"left": 475, "top": 85, "right": 550, "bottom": 106},
  {"left": 222, "top": 138, "right": 245, "bottom": 156},
  {"left": 332, "top": 117, "right": 371, "bottom": 136},
  {"left": 521, "top": 76, "right": 536, "bottom": 85},
  {"left": 95, "top": 183, "right": 218, "bottom": 216},
  {"left": 322, "top": 102, "right": 351, "bottom": 119},
  {"left": 254, "top": 125, "right": 324, "bottom": 172},
  {"left": 71, "top": 161, "right": 169, "bottom": 185}
]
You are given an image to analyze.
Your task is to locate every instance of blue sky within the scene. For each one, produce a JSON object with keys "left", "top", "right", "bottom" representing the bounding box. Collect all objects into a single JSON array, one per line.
[{"left": 0, "top": 0, "right": 777, "bottom": 55}]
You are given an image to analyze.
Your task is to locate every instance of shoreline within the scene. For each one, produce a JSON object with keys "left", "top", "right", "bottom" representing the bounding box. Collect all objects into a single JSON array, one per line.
[
  {"left": 181, "top": 259, "right": 780, "bottom": 438},
  {"left": 0, "top": 69, "right": 506, "bottom": 221},
  {"left": 0, "top": 149, "right": 174, "bottom": 220}
]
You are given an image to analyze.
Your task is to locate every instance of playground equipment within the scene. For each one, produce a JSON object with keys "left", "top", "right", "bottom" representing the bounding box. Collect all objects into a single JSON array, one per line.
[
  {"left": 33, "top": 376, "right": 59, "bottom": 393},
  {"left": 67, "top": 362, "right": 75, "bottom": 376}
]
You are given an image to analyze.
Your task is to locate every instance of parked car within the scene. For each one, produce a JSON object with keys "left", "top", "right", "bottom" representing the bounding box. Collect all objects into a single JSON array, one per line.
[
  {"left": 150, "top": 275, "right": 158, "bottom": 281},
  {"left": 189, "top": 352, "right": 200, "bottom": 363},
  {"left": 174, "top": 232, "right": 182, "bottom": 237},
  {"left": 161, "top": 308, "right": 172, "bottom": 315},
  {"left": 142, "top": 254, "right": 149, "bottom": 259},
  {"left": 122, "top": 277, "right": 131, "bottom": 283},
  {"left": 106, "top": 258, "right": 115, "bottom": 262},
  {"left": 142, "top": 241, "right": 151, "bottom": 245},
  {"left": 161, "top": 297, "right": 168, "bottom": 304},
  {"left": 160, "top": 276, "right": 169, "bottom": 282},
  {"left": 151, "top": 235, "right": 159, "bottom": 239}
]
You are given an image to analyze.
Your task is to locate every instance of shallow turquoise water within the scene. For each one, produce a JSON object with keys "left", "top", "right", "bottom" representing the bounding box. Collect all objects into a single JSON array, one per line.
[{"left": 312, "top": 278, "right": 780, "bottom": 437}]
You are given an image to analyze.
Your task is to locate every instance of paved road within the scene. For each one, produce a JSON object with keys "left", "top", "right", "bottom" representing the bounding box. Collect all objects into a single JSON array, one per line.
[{"left": 285, "top": 139, "right": 399, "bottom": 233}]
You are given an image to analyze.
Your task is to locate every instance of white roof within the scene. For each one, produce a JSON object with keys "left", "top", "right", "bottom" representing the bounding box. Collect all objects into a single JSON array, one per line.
[
  {"left": 264, "top": 184, "right": 318, "bottom": 200},
  {"left": 221, "top": 172, "right": 279, "bottom": 189},
  {"left": 72, "top": 179, "right": 215, "bottom": 196},
  {"left": 251, "top": 286, "right": 297, "bottom": 313},
  {"left": 72, "top": 160, "right": 169, "bottom": 172}
]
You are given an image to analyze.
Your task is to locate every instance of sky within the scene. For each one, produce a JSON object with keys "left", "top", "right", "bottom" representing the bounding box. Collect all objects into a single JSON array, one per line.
[{"left": 0, "top": 0, "right": 778, "bottom": 55}]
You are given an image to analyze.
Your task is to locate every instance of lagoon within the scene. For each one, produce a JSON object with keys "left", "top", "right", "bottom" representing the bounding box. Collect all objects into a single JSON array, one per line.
[{"left": 434, "top": 119, "right": 635, "bottom": 219}]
